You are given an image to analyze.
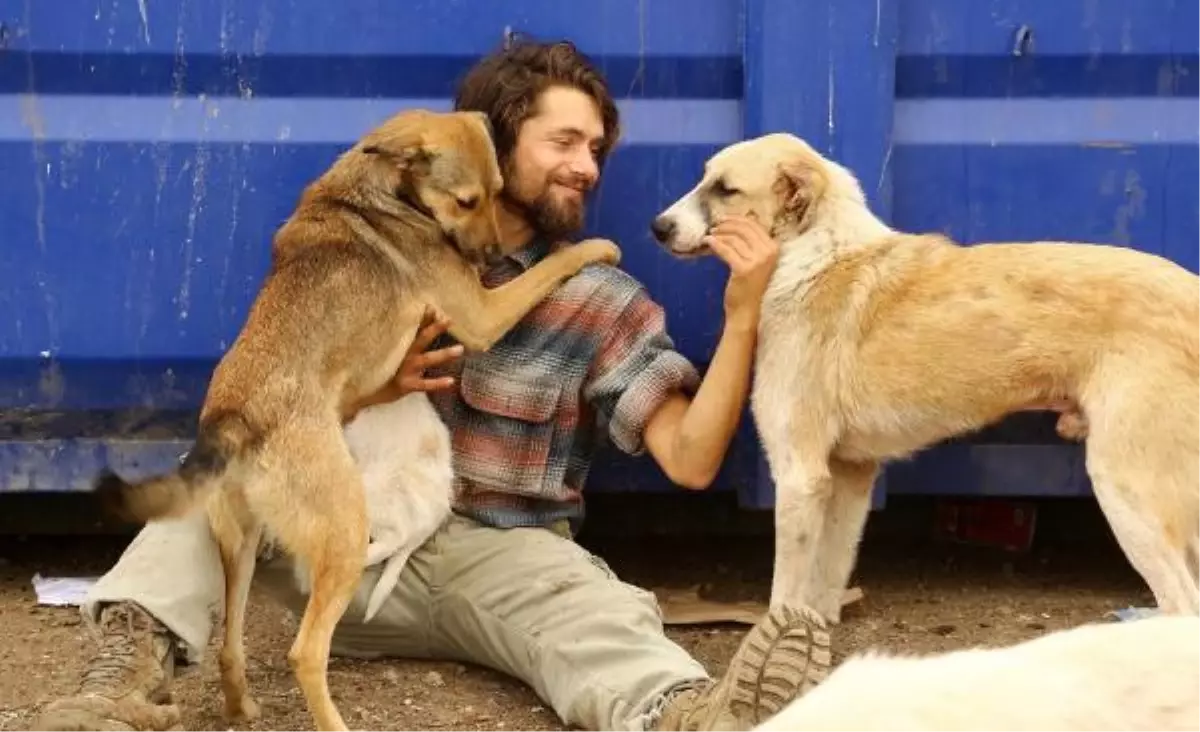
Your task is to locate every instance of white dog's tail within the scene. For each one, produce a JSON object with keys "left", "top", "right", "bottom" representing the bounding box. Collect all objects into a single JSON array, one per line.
[{"left": 364, "top": 545, "right": 418, "bottom": 623}]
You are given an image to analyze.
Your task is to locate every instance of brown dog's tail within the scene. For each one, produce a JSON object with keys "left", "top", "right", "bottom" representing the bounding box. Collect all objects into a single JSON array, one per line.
[{"left": 95, "top": 411, "right": 259, "bottom": 523}]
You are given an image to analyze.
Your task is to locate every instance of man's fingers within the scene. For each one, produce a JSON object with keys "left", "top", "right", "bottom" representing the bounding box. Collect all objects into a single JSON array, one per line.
[
  {"left": 401, "top": 375, "right": 456, "bottom": 394},
  {"left": 712, "top": 217, "right": 774, "bottom": 255},
  {"left": 705, "top": 235, "right": 749, "bottom": 273},
  {"left": 707, "top": 223, "right": 753, "bottom": 261},
  {"left": 411, "top": 344, "right": 464, "bottom": 371},
  {"left": 410, "top": 313, "right": 452, "bottom": 354}
]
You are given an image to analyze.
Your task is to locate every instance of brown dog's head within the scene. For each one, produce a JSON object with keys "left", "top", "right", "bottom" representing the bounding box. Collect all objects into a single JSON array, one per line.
[
  {"left": 650, "top": 133, "right": 833, "bottom": 257},
  {"left": 355, "top": 109, "right": 505, "bottom": 263}
]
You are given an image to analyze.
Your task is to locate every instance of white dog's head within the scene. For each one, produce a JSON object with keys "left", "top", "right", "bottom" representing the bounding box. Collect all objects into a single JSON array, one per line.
[{"left": 651, "top": 132, "right": 838, "bottom": 256}]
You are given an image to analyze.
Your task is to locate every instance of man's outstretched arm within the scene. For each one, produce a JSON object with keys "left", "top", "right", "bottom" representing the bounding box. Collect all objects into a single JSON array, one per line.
[{"left": 642, "top": 216, "right": 779, "bottom": 489}]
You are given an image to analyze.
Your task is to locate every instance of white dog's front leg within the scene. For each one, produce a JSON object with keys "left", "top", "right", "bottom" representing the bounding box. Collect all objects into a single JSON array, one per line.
[
  {"left": 770, "top": 461, "right": 834, "bottom": 612},
  {"left": 811, "top": 459, "right": 879, "bottom": 622}
]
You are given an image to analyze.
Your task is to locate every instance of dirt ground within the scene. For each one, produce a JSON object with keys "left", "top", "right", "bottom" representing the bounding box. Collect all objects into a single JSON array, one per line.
[{"left": 0, "top": 496, "right": 1149, "bottom": 731}]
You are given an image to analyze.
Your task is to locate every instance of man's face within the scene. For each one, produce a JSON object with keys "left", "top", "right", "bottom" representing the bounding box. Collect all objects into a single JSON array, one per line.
[{"left": 503, "top": 85, "right": 605, "bottom": 240}]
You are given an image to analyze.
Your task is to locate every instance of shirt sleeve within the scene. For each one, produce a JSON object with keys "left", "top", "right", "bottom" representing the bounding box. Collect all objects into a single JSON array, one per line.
[{"left": 583, "top": 286, "right": 701, "bottom": 456}]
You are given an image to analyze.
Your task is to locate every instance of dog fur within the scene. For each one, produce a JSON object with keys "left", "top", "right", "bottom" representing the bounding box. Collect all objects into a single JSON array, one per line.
[
  {"left": 753, "top": 616, "right": 1200, "bottom": 731},
  {"left": 94, "top": 108, "right": 620, "bottom": 731},
  {"left": 290, "top": 391, "right": 453, "bottom": 625},
  {"left": 653, "top": 132, "right": 1199, "bottom": 622}
]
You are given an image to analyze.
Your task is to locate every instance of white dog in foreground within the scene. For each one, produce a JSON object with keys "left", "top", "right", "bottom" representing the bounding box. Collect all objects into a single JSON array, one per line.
[
  {"left": 754, "top": 615, "right": 1200, "bottom": 731},
  {"left": 294, "top": 392, "right": 454, "bottom": 622}
]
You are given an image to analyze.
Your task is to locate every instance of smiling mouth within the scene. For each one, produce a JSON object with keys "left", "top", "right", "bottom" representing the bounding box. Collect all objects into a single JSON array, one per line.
[{"left": 553, "top": 183, "right": 587, "bottom": 197}]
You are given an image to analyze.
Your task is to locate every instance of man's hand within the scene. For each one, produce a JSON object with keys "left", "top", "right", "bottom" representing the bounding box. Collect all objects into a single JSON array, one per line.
[
  {"left": 703, "top": 216, "right": 780, "bottom": 331},
  {"left": 349, "top": 307, "right": 464, "bottom": 419},
  {"left": 391, "top": 307, "right": 464, "bottom": 397}
]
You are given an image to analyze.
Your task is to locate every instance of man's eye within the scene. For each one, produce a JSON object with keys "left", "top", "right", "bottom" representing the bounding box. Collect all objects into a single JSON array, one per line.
[{"left": 456, "top": 195, "right": 479, "bottom": 210}]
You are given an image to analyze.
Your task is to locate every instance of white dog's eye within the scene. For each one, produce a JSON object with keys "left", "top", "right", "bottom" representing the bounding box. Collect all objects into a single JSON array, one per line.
[{"left": 712, "top": 179, "right": 739, "bottom": 197}]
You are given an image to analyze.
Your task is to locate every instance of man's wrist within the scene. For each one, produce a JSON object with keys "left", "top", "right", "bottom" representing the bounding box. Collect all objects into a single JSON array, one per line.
[
  {"left": 722, "top": 318, "right": 759, "bottom": 340},
  {"left": 722, "top": 307, "right": 760, "bottom": 336}
]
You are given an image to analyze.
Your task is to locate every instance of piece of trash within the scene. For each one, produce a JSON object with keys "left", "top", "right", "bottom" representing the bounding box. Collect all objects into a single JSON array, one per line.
[
  {"left": 31, "top": 573, "right": 99, "bottom": 607},
  {"left": 1106, "top": 606, "right": 1160, "bottom": 622},
  {"left": 653, "top": 585, "right": 864, "bottom": 626}
]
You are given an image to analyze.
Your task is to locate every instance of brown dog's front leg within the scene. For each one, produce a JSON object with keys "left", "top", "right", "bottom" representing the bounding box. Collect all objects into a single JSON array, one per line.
[{"left": 448, "top": 238, "right": 621, "bottom": 351}]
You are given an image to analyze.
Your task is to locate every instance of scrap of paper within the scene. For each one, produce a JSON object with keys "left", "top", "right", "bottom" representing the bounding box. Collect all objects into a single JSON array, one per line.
[{"left": 31, "top": 573, "right": 99, "bottom": 607}]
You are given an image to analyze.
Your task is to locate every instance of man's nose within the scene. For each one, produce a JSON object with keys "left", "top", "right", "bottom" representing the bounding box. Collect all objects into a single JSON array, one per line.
[{"left": 568, "top": 148, "right": 599, "bottom": 183}]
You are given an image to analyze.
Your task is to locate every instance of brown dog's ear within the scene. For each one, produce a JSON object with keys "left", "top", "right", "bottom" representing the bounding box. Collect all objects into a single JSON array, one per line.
[
  {"left": 361, "top": 142, "right": 434, "bottom": 171},
  {"left": 466, "top": 111, "right": 494, "bottom": 139}
]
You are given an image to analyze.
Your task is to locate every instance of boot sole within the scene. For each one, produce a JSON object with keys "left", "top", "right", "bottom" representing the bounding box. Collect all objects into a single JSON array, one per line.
[{"left": 727, "top": 603, "right": 833, "bottom": 725}]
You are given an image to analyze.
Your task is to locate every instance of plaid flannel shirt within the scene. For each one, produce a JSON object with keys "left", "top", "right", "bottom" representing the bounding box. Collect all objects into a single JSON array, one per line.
[{"left": 427, "top": 238, "right": 701, "bottom": 531}]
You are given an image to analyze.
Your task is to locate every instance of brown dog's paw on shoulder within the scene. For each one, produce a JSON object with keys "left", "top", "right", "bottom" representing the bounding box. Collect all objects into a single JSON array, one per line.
[
  {"left": 574, "top": 237, "right": 622, "bottom": 266},
  {"left": 1055, "top": 410, "right": 1089, "bottom": 442}
]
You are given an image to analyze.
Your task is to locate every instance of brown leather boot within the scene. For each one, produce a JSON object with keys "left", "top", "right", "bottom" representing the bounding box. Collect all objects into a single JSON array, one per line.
[
  {"left": 30, "top": 602, "right": 181, "bottom": 731},
  {"left": 653, "top": 604, "right": 832, "bottom": 730}
]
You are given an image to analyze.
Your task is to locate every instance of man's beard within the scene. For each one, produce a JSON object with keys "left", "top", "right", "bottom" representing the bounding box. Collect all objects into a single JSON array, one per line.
[{"left": 503, "top": 162, "right": 591, "bottom": 241}]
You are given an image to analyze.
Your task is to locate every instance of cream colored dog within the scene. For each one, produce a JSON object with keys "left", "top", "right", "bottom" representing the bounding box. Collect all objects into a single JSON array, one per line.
[
  {"left": 753, "top": 616, "right": 1200, "bottom": 731},
  {"left": 652, "top": 132, "right": 1200, "bottom": 621}
]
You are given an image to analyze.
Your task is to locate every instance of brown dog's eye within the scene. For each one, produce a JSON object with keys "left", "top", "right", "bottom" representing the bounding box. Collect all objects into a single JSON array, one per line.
[{"left": 456, "top": 195, "right": 479, "bottom": 210}]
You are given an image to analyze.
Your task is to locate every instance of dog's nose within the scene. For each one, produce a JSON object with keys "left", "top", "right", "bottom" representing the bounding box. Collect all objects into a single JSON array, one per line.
[{"left": 651, "top": 216, "right": 676, "bottom": 243}]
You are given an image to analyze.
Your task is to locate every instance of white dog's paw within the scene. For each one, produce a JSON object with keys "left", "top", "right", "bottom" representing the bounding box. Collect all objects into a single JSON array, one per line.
[{"left": 814, "top": 595, "right": 843, "bottom": 625}]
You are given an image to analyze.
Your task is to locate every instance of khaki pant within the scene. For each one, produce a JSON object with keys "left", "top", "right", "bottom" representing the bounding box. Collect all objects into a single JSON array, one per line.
[{"left": 82, "top": 512, "right": 709, "bottom": 731}]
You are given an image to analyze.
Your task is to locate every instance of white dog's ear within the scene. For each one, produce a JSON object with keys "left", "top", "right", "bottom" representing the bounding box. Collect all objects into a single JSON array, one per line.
[{"left": 775, "top": 157, "right": 828, "bottom": 219}]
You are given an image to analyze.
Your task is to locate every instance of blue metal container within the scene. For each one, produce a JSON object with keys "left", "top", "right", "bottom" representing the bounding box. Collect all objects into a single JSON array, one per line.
[{"left": 0, "top": 0, "right": 1195, "bottom": 508}]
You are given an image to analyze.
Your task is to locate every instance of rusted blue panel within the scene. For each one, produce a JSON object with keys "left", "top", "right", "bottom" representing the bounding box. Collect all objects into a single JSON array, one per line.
[{"left": 0, "top": 0, "right": 1195, "bottom": 507}]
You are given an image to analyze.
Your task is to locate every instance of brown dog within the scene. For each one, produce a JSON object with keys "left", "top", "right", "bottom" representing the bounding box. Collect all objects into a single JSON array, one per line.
[
  {"left": 653, "top": 132, "right": 1199, "bottom": 623},
  {"left": 95, "top": 108, "right": 620, "bottom": 731}
]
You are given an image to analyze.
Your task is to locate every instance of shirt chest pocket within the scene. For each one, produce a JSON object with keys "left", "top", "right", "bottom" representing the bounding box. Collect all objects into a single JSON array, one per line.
[{"left": 455, "top": 359, "right": 566, "bottom": 492}]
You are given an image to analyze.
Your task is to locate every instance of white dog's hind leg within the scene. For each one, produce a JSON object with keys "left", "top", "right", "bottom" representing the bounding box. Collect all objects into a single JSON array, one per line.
[
  {"left": 1091, "top": 475, "right": 1199, "bottom": 615},
  {"left": 811, "top": 459, "right": 878, "bottom": 623}
]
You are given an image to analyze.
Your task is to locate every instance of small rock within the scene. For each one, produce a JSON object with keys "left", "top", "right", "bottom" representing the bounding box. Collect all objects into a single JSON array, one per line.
[
  {"left": 930, "top": 624, "right": 956, "bottom": 636},
  {"left": 1026, "top": 621, "right": 1047, "bottom": 631},
  {"left": 403, "top": 698, "right": 413, "bottom": 706},
  {"left": 383, "top": 668, "right": 401, "bottom": 684},
  {"left": 422, "top": 670, "right": 445, "bottom": 688},
  {"left": 455, "top": 664, "right": 468, "bottom": 676},
  {"left": 531, "top": 705, "right": 544, "bottom": 713}
]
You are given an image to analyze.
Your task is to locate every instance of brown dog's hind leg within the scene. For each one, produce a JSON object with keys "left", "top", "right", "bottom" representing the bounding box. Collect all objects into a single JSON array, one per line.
[
  {"left": 445, "top": 238, "right": 621, "bottom": 351},
  {"left": 254, "top": 425, "right": 368, "bottom": 731},
  {"left": 210, "top": 491, "right": 265, "bottom": 723},
  {"left": 288, "top": 518, "right": 366, "bottom": 732}
]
